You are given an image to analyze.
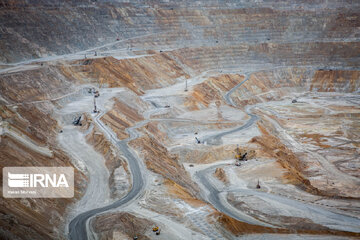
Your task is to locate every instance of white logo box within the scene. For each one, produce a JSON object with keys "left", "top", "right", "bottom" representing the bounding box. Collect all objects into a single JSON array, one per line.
[{"left": 3, "top": 167, "right": 74, "bottom": 198}]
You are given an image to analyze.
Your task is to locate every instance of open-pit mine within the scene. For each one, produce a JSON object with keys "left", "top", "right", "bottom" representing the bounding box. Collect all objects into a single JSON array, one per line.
[{"left": 0, "top": 1, "right": 360, "bottom": 239}]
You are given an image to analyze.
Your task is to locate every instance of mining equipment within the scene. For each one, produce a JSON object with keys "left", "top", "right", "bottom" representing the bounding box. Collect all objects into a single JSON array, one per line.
[
  {"left": 94, "top": 51, "right": 97, "bottom": 56},
  {"left": 235, "top": 147, "right": 247, "bottom": 161},
  {"left": 73, "top": 116, "right": 82, "bottom": 126},
  {"left": 256, "top": 179, "right": 261, "bottom": 189},
  {"left": 94, "top": 90, "right": 100, "bottom": 98},
  {"left": 93, "top": 97, "right": 99, "bottom": 113},
  {"left": 292, "top": 99, "right": 297, "bottom": 103},
  {"left": 152, "top": 226, "right": 161, "bottom": 235},
  {"left": 195, "top": 137, "right": 201, "bottom": 144},
  {"left": 164, "top": 104, "right": 170, "bottom": 108},
  {"left": 235, "top": 161, "right": 241, "bottom": 166}
]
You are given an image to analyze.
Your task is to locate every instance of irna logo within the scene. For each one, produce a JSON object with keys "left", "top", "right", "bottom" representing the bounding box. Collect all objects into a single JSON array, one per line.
[
  {"left": 8, "top": 172, "right": 69, "bottom": 188},
  {"left": 3, "top": 167, "right": 74, "bottom": 198}
]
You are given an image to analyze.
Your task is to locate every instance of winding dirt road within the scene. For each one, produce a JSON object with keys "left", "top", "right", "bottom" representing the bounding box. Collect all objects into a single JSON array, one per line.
[{"left": 68, "top": 111, "right": 146, "bottom": 240}]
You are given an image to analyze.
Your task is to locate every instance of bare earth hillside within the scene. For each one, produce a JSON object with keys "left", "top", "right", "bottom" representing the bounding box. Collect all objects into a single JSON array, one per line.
[{"left": 0, "top": 1, "right": 359, "bottom": 240}]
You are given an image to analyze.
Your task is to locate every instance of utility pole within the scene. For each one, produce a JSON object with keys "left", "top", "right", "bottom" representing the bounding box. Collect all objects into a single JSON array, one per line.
[{"left": 93, "top": 97, "right": 97, "bottom": 113}]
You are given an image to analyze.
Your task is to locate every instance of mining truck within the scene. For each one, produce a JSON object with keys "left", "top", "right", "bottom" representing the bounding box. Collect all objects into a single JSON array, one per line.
[{"left": 153, "top": 226, "right": 161, "bottom": 235}]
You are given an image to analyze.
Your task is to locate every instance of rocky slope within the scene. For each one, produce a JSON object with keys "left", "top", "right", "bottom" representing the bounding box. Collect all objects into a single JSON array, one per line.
[{"left": 0, "top": 1, "right": 359, "bottom": 239}]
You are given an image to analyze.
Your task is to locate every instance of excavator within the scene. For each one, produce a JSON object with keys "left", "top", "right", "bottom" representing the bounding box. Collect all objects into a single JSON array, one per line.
[
  {"left": 94, "top": 90, "right": 100, "bottom": 98},
  {"left": 235, "top": 147, "right": 247, "bottom": 161},
  {"left": 72, "top": 116, "right": 82, "bottom": 126},
  {"left": 235, "top": 146, "right": 248, "bottom": 166},
  {"left": 240, "top": 152, "right": 247, "bottom": 161},
  {"left": 88, "top": 88, "right": 100, "bottom": 97}
]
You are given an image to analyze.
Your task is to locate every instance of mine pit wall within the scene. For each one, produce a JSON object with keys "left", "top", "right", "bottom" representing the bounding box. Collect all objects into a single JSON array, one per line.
[
  {"left": 60, "top": 55, "right": 190, "bottom": 94},
  {"left": 0, "top": 68, "right": 131, "bottom": 239},
  {"left": 0, "top": 3, "right": 359, "bottom": 235},
  {"left": 0, "top": 67, "right": 93, "bottom": 239},
  {"left": 0, "top": 105, "right": 86, "bottom": 240},
  {"left": 83, "top": 119, "right": 131, "bottom": 199},
  {"left": 310, "top": 70, "right": 360, "bottom": 93},
  {"left": 92, "top": 212, "right": 154, "bottom": 240},
  {"left": 0, "top": 66, "right": 74, "bottom": 104},
  {"left": 191, "top": 74, "right": 244, "bottom": 108},
  {"left": 168, "top": 42, "right": 360, "bottom": 74},
  {"left": 0, "top": 56, "right": 196, "bottom": 239},
  {"left": 186, "top": 66, "right": 360, "bottom": 199},
  {"left": 129, "top": 134, "right": 200, "bottom": 199},
  {"left": 173, "top": 144, "right": 240, "bottom": 164},
  {"left": 51, "top": 87, "right": 92, "bottom": 107},
  {"left": 251, "top": 122, "right": 320, "bottom": 194},
  {"left": 0, "top": 58, "right": 199, "bottom": 238},
  {"left": 228, "top": 68, "right": 360, "bottom": 109},
  {"left": 236, "top": 68, "right": 359, "bottom": 198},
  {"left": 100, "top": 98, "right": 145, "bottom": 140},
  {"left": 1, "top": 1, "right": 359, "bottom": 63}
]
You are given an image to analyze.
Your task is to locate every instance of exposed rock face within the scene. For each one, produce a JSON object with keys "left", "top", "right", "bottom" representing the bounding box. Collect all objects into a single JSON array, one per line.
[
  {"left": 191, "top": 74, "right": 243, "bottom": 107},
  {"left": 251, "top": 124, "right": 319, "bottom": 194},
  {"left": 61, "top": 56, "right": 189, "bottom": 94},
  {"left": 214, "top": 167, "right": 228, "bottom": 184},
  {"left": 0, "top": 105, "right": 86, "bottom": 239},
  {"left": 93, "top": 212, "right": 153, "bottom": 240},
  {"left": 173, "top": 42, "right": 360, "bottom": 73},
  {"left": 232, "top": 68, "right": 312, "bottom": 106},
  {"left": 0, "top": 67, "right": 72, "bottom": 104},
  {"left": 130, "top": 134, "right": 200, "bottom": 198},
  {"left": 310, "top": 70, "right": 360, "bottom": 92},
  {"left": 1, "top": 1, "right": 359, "bottom": 64},
  {"left": 101, "top": 98, "right": 145, "bottom": 140},
  {"left": 214, "top": 208, "right": 360, "bottom": 237},
  {"left": 0, "top": 0, "right": 359, "bottom": 239},
  {"left": 85, "top": 124, "right": 131, "bottom": 198}
]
